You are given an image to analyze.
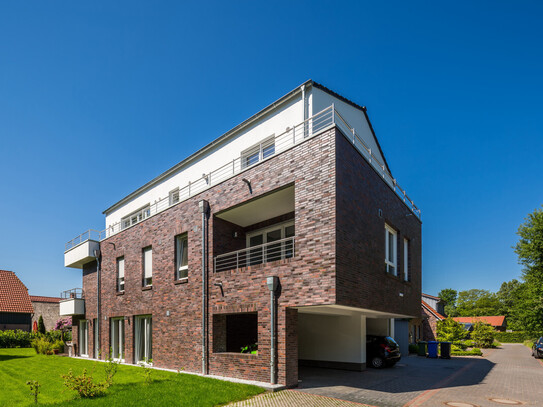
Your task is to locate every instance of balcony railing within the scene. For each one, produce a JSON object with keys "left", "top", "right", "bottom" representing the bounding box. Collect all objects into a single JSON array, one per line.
[
  {"left": 66, "top": 104, "right": 421, "bottom": 251},
  {"left": 214, "top": 237, "right": 295, "bottom": 272},
  {"left": 60, "top": 288, "right": 84, "bottom": 300}
]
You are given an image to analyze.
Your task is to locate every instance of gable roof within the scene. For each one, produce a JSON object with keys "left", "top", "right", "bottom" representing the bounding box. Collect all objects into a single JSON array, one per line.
[
  {"left": 103, "top": 80, "right": 391, "bottom": 215},
  {"left": 30, "top": 295, "right": 61, "bottom": 304},
  {"left": 453, "top": 316, "right": 506, "bottom": 327},
  {"left": 422, "top": 293, "right": 441, "bottom": 301},
  {"left": 0, "top": 270, "right": 34, "bottom": 314},
  {"left": 421, "top": 300, "right": 445, "bottom": 320}
]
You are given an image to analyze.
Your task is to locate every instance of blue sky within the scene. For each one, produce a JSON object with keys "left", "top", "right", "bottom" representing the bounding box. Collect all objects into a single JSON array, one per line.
[{"left": 0, "top": 1, "right": 542, "bottom": 297}]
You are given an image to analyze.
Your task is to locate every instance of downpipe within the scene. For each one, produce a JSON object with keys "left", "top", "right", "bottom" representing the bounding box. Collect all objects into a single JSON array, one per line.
[
  {"left": 266, "top": 276, "right": 279, "bottom": 385},
  {"left": 93, "top": 249, "right": 101, "bottom": 359},
  {"left": 199, "top": 200, "right": 210, "bottom": 375}
]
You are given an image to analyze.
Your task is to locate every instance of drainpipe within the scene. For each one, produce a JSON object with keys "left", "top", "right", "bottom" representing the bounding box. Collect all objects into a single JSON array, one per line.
[
  {"left": 199, "top": 200, "right": 210, "bottom": 375},
  {"left": 93, "top": 249, "right": 101, "bottom": 359},
  {"left": 266, "top": 276, "right": 279, "bottom": 385}
]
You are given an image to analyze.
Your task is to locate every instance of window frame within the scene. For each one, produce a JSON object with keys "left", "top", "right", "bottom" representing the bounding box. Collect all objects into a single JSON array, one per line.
[
  {"left": 385, "top": 224, "right": 398, "bottom": 276},
  {"left": 134, "top": 315, "right": 152, "bottom": 364},
  {"left": 79, "top": 320, "right": 89, "bottom": 357},
  {"left": 403, "top": 238, "right": 410, "bottom": 282},
  {"left": 110, "top": 317, "right": 125, "bottom": 361},
  {"left": 116, "top": 257, "right": 125, "bottom": 292},
  {"left": 142, "top": 246, "right": 153, "bottom": 287},
  {"left": 169, "top": 188, "right": 180, "bottom": 206},
  {"left": 175, "top": 233, "right": 189, "bottom": 281},
  {"left": 240, "top": 136, "right": 275, "bottom": 169},
  {"left": 245, "top": 220, "right": 295, "bottom": 265},
  {"left": 121, "top": 205, "right": 151, "bottom": 230}
]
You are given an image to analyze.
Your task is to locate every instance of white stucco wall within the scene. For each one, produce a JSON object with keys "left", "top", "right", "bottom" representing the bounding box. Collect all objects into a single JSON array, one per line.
[
  {"left": 310, "top": 87, "right": 386, "bottom": 166},
  {"left": 105, "top": 97, "right": 304, "bottom": 228},
  {"left": 298, "top": 313, "right": 366, "bottom": 364}
]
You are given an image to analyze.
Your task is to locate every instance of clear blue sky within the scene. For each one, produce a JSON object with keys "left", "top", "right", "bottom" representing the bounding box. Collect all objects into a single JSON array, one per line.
[{"left": 1, "top": 1, "right": 542, "bottom": 297}]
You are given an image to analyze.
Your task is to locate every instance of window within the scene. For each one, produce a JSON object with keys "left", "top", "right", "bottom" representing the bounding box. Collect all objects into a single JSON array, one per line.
[
  {"left": 385, "top": 224, "right": 397, "bottom": 275},
  {"left": 175, "top": 234, "right": 188, "bottom": 280},
  {"left": 135, "top": 315, "right": 152, "bottom": 363},
  {"left": 213, "top": 313, "right": 258, "bottom": 353},
  {"left": 240, "top": 136, "right": 275, "bottom": 169},
  {"left": 169, "top": 188, "right": 180, "bottom": 206},
  {"left": 79, "top": 320, "right": 89, "bottom": 357},
  {"left": 117, "top": 257, "right": 125, "bottom": 292},
  {"left": 93, "top": 318, "right": 98, "bottom": 358},
  {"left": 246, "top": 221, "right": 294, "bottom": 266},
  {"left": 403, "top": 238, "right": 410, "bottom": 281},
  {"left": 143, "top": 247, "right": 152, "bottom": 287},
  {"left": 110, "top": 317, "right": 124, "bottom": 360},
  {"left": 121, "top": 205, "right": 151, "bottom": 230}
]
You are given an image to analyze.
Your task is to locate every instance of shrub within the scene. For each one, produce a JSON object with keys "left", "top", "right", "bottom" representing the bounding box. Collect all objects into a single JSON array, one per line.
[
  {"left": 471, "top": 322, "right": 495, "bottom": 348},
  {"left": 452, "top": 341, "right": 468, "bottom": 350},
  {"left": 437, "top": 318, "right": 467, "bottom": 342},
  {"left": 451, "top": 347, "right": 483, "bottom": 356},
  {"left": 61, "top": 369, "right": 109, "bottom": 398},
  {"left": 0, "top": 330, "right": 35, "bottom": 348},
  {"left": 26, "top": 380, "right": 40, "bottom": 404},
  {"left": 494, "top": 331, "right": 543, "bottom": 343},
  {"left": 408, "top": 344, "right": 419, "bottom": 354},
  {"left": 37, "top": 316, "right": 46, "bottom": 335},
  {"left": 32, "top": 337, "right": 54, "bottom": 355},
  {"left": 104, "top": 349, "right": 120, "bottom": 385},
  {"left": 52, "top": 340, "right": 65, "bottom": 353}
]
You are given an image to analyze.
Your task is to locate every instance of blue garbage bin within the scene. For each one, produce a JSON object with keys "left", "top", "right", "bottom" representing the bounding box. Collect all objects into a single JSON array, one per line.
[{"left": 427, "top": 341, "right": 439, "bottom": 358}]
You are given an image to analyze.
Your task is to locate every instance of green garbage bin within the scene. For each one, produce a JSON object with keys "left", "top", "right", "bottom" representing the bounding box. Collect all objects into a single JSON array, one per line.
[
  {"left": 440, "top": 341, "right": 451, "bottom": 359},
  {"left": 417, "top": 341, "right": 427, "bottom": 356}
]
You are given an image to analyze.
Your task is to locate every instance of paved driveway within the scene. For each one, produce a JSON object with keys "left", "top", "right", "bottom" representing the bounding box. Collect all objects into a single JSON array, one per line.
[{"left": 296, "top": 344, "right": 543, "bottom": 407}]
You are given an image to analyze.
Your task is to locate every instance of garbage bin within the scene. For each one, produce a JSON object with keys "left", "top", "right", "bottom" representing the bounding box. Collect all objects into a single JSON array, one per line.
[
  {"left": 427, "top": 341, "right": 439, "bottom": 358},
  {"left": 440, "top": 341, "right": 451, "bottom": 359},
  {"left": 417, "top": 341, "right": 427, "bottom": 356}
]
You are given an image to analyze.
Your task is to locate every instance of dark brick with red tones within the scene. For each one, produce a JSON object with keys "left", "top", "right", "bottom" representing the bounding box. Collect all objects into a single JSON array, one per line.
[{"left": 74, "top": 127, "right": 421, "bottom": 387}]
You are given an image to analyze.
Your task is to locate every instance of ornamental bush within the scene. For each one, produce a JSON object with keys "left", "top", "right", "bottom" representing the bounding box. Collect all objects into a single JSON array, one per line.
[
  {"left": 437, "top": 318, "right": 467, "bottom": 342},
  {"left": 0, "top": 330, "right": 36, "bottom": 348},
  {"left": 494, "top": 331, "right": 543, "bottom": 343},
  {"left": 471, "top": 322, "right": 495, "bottom": 348}
]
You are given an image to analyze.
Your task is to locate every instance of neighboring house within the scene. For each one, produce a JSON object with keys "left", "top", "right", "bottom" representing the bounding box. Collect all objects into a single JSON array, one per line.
[
  {"left": 453, "top": 316, "right": 507, "bottom": 332},
  {"left": 30, "top": 296, "right": 61, "bottom": 332},
  {"left": 61, "top": 80, "right": 422, "bottom": 387},
  {"left": 422, "top": 293, "right": 445, "bottom": 316},
  {"left": 0, "top": 270, "right": 33, "bottom": 331},
  {"left": 421, "top": 297, "right": 445, "bottom": 341}
]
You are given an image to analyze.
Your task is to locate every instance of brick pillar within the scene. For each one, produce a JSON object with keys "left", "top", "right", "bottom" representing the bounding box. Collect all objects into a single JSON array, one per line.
[{"left": 277, "top": 307, "right": 298, "bottom": 387}]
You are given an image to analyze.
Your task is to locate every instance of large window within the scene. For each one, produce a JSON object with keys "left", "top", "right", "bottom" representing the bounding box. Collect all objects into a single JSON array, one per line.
[
  {"left": 142, "top": 247, "right": 152, "bottom": 287},
  {"left": 241, "top": 137, "right": 275, "bottom": 169},
  {"left": 385, "top": 224, "right": 397, "bottom": 276},
  {"left": 403, "top": 238, "right": 410, "bottom": 281},
  {"left": 175, "top": 234, "right": 188, "bottom": 280},
  {"left": 135, "top": 315, "right": 152, "bottom": 364},
  {"left": 79, "top": 320, "right": 89, "bottom": 357},
  {"left": 110, "top": 317, "right": 124, "bottom": 360},
  {"left": 246, "top": 221, "right": 294, "bottom": 266},
  {"left": 213, "top": 313, "right": 258, "bottom": 353},
  {"left": 121, "top": 205, "right": 151, "bottom": 230},
  {"left": 93, "top": 318, "right": 98, "bottom": 358},
  {"left": 117, "top": 257, "right": 125, "bottom": 292}
]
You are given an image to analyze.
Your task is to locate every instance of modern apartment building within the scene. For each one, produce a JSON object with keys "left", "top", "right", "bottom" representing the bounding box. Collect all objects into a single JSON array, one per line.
[{"left": 61, "top": 80, "right": 422, "bottom": 387}]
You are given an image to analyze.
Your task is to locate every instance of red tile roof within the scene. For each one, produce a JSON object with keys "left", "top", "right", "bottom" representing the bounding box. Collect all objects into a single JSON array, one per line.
[
  {"left": 421, "top": 300, "right": 445, "bottom": 320},
  {"left": 0, "top": 270, "right": 34, "bottom": 314},
  {"left": 30, "top": 295, "right": 61, "bottom": 304},
  {"left": 453, "top": 316, "right": 506, "bottom": 327}
]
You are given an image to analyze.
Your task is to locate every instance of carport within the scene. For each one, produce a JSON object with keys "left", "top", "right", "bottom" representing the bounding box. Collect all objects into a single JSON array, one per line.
[{"left": 296, "top": 305, "right": 412, "bottom": 371}]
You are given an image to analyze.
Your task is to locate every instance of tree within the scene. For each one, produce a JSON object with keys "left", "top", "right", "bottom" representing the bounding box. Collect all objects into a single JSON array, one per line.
[
  {"left": 471, "top": 321, "right": 495, "bottom": 348},
  {"left": 37, "top": 315, "right": 46, "bottom": 335},
  {"left": 513, "top": 206, "right": 543, "bottom": 331},
  {"left": 436, "top": 318, "right": 466, "bottom": 342},
  {"left": 438, "top": 288, "right": 458, "bottom": 317},
  {"left": 455, "top": 289, "right": 501, "bottom": 317}
]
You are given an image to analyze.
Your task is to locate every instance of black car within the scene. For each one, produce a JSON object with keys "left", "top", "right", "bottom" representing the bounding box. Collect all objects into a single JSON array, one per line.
[
  {"left": 366, "top": 335, "right": 401, "bottom": 368},
  {"left": 532, "top": 337, "right": 543, "bottom": 359}
]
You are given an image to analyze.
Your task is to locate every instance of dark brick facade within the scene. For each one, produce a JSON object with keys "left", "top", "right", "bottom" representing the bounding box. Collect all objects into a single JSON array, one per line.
[{"left": 73, "top": 126, "right": 421, "bottom": 387}]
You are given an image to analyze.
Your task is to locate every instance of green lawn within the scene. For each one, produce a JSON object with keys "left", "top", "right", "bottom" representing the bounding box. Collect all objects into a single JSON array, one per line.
[{"left": 0, "top": 348, "right": 264, "bottom": 406}]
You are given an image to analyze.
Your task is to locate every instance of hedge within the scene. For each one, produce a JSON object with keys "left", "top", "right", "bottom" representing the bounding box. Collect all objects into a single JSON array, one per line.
[
  {"left": 494, "top": 331, "right": 543, "bottom": 343},
  {"left": 0, "top": 330, "right": 36, "bottom": 348}
]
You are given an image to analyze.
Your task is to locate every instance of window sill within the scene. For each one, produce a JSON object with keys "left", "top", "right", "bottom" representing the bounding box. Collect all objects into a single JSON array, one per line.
[
  {"left": 142, "top": 286, "right": 153, "bottom": 291},
  {"left": 116, "top": 291, "right": 125, "bottom": 296},
  {"left": 174, "top": 278, "right": 188, "bottom": 285}
]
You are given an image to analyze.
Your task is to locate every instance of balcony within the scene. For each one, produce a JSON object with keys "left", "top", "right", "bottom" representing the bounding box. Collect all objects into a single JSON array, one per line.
[
  {"left": 59, "top": 288, "right": 85, "bottom": 316},
  {"left": 65, "top": 104, "right": 421, "bottom": 252},
  {"left": 215, "top": 237, "right": 295, "bottom": 272},
  {"left": 64, "top": 230, "right": 101, "bottom": 269}
]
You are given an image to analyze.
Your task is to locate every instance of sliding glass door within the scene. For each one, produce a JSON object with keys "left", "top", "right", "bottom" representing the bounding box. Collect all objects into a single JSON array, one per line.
[{"left": 134, "top": 315, "right": 152, "bottom": 364}]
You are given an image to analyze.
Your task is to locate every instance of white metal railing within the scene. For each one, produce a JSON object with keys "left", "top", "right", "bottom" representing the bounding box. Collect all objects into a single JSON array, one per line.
[
  {"left": 214, "top": 237, "right": 295, "bottom": 272},
  {"left": 60, "top": 288, "right": 84, "bottom": 300},
  {"left": 66, "top": 104, "right": 420, "bottom": 250}
]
